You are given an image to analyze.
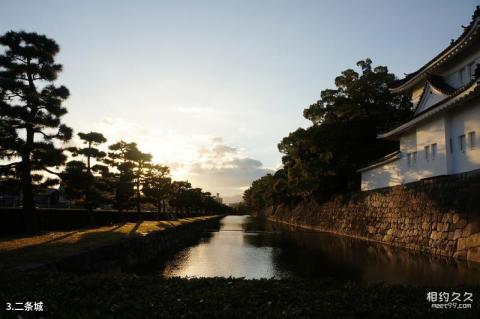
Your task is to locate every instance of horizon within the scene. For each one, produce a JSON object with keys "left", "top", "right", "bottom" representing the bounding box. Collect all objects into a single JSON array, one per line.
[{"left": 1, "top": 0, "right": 478, "bottom": 203}]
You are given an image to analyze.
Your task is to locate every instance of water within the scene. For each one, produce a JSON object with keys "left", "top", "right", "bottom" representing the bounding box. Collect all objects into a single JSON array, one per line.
[{"left": 143, "top": 215, "right": 480, "bottom": 286}]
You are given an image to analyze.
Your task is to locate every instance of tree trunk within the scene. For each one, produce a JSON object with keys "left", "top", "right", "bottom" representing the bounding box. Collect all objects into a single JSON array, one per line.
[
  {"left": 21, "top": 64, "right": 39, "bottom": 232},
  {"left": 136, "top": 169, "right": 141, "bottom": 214},
  {"left": 21, "top": 127, "right": 37, "bottom": 232},
  {"left": 87, "top": 142, "right": 91, "bottom": 171}
]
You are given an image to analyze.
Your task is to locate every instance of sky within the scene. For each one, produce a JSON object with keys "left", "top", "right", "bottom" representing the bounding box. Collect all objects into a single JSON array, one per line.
[{"left": 0, "top": 0, "right": 478, "bottom": 202}]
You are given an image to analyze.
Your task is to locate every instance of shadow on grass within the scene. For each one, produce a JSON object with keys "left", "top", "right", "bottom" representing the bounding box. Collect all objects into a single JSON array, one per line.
[
  {"left": 156, "top": 221, "right": 176, "bottom": 229},
  {"left": 0, "top": 217, "right": 216, "bottom": 270},
  {"left": 0, "top": 223, "right": 132, "bottom": 269},
  {"left": 129, "top": 221, "right": 143, "bottom": 235}
]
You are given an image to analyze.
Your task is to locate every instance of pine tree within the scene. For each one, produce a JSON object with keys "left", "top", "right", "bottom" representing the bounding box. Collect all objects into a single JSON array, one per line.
[
  {"left": 0, "top": 31, "right": 72, "bottom": 230},
  {"left": 106, "top": 141, "right": 136, "bottom": 212},
  {"left": 169, "top": 181, "right": 192, "bottom": 214},
  {"left": 128, "top": 146, "right": 152, "bottom": 214},
  {"left": 62, "top": 132, "right": 108, "bottom": 209},
  {"left": 143, "top": 164, "right": 171, "bottom": 213},
  {"left": 70, "top": 132, "right": 107, "bottom": 172}
]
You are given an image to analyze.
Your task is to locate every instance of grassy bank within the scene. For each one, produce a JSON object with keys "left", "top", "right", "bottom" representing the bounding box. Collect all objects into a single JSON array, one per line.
[
  {"left": 0, "top": 272, "right": 479, "bottom": 318},
  {"left": 0, "top": 216, "right": 219, "bottom": 271}
]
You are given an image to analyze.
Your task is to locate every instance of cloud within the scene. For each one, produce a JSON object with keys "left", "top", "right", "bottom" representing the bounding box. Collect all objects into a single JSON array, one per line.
[
  {"left": 181, "top": 137, "right": 274, "bottom": 200},
  {"left": 82, "top": 117, "right": 273, "bottom": 202},
  {"left": 197, "top": 143, "right": 238, "bottom": 160},
  {"left": 172, "top": 106, "right": 216, "bottom": 114},
  {"left": 96, "top": 117, "right": 149, "bottom": 142}
]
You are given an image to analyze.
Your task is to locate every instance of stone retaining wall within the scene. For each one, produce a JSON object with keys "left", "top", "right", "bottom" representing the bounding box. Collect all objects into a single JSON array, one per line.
[{"left": 262, "top": 171, "right": 480, "bottom": 263}]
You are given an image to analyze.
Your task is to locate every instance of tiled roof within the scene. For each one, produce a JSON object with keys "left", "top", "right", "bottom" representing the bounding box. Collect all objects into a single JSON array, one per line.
[
  {"left": 411, "top": 74, "right": 456, "bottom": 115},
  {"left": 357, "top": 151, "right": 401, "bottom": 173},
  {"left": 379, "top": 78, "right": 480, "bottom": 139},
  {"left": 426, "top": 74, "right": 456, "bottom": 95},
  {"left": 389, "top": 6, "right": 480, "bottom": 91}
]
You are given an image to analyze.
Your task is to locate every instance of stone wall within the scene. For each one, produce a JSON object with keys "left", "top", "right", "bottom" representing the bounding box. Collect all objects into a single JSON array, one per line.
[{"left": 263, "top": 170, "right": 480, "bottom": 263}]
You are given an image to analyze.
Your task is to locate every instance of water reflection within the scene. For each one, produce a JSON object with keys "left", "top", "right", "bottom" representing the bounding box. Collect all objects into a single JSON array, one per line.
[{"left": 159, "top": 215, "right": 480, "bottom": 286}]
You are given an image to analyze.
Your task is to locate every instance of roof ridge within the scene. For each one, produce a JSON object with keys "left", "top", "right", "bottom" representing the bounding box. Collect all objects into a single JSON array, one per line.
[
  {"left": 380, "top": 78, "right": 480, "bottom": 138},
  {"left": 426, "top": 74, "right": 456, "bottom": 95},
  {"left": 390, "top": 6, "right": 480, "bottom": 90}
]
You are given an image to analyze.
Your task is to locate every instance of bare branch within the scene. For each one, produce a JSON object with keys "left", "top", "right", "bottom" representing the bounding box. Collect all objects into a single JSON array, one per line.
[{"left": 41, "top": 166, "right": 61, "bottom": 176}]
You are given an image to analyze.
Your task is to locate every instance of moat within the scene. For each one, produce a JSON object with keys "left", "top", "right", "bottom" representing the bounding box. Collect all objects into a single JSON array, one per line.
[{"left": 136, "top": 215, "right": 480, "bottom": 286}]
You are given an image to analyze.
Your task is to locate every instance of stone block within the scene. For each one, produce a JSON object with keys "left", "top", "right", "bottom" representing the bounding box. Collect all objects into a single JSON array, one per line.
[
  {"left": 453, "top": 229, "right": 462, "bottom": 240},
  {"left": 452, "top": 213, "right": 461, "bottom": 224},
  {"left": 441, "top": 213, "right": 451, "bottom": 223},
  {"left": 456, "top": 219, "right": 467, "bottom": 229},
  {"left": 462, "top": 222, "right": 480, "bottom": 238},
  {"left": 448, "top": 231, "right": 454, "bottom": 240},
  {"left": 465, "top": 233, "right": 480, "bottom": 249},
  {"left": 446, "top": 240, "right": 456, "bottom": 252},
  {"left": 442, "top": 223, "right": 450, "bottom": 232},
  {"left": 453, "top": 250, "right": 467, "bottom": 260},
  {"left": 467, "top": 247, "right": 480, "bottom": 263},
  {"left": 457, "top": 237, "right": 467, "bottom": 251}
]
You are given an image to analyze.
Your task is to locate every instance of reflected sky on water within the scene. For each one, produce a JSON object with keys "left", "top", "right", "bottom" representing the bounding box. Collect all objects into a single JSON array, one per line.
[{"left": 155, "top": 216, "right": 480, "bottom": 286}]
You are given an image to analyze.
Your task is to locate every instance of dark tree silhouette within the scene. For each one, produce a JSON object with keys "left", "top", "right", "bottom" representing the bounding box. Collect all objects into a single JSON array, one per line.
[
  {"left": 127, "top": 145, "right": 152, "bottom": 214},
  {"left": 245, "top": 59, "right": 413, "bottom": 209},
  {"left": 61, "top": 132, "right": 109, "bottom": 210},
  {"left": 0, "top": 31, "right": 72, "bottom": 230},
  {"left": 169, "top": 181, "right": 192, "bottom": 213},
  {"left": 70, "top": 132, "right": 107, "bottom": 172},
  {"left": 105, "top": 141, "right": 136, "bottom": 212},
  {"left": 143, "top": 164, "right": 171, "bottom": 213}
]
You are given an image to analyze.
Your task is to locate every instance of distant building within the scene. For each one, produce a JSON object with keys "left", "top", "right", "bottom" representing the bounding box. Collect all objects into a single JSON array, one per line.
[
  {"left": 0, "top": 188, "right": 62, "bottom": 208},
  {"left": 360, "top": 7, "right": 480, "bottom": 190},
  {"left": 0, "top": 194, "right": 21, "bottom": 208},
  {"left": 215, "top": 193, "right": 223, "bottom": 204}
]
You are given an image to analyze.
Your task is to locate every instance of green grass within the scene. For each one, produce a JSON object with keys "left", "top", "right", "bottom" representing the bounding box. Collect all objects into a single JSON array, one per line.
[
  {"left": 0, "top": 272, "right": 479, "bottom": 318},
  {"left": 0, "top": 216, "right": 219, "bottom": 270}
]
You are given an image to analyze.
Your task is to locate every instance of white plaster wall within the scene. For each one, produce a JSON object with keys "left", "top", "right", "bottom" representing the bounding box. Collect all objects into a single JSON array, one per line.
[
  {"left": 443, "top": 48, "right": 480, "bottom": 88},
  {"left": 446, "top": 100, "right": 480, "bottom": 174},
  {"left": 361, "top": 158, "right": 402, "bottom": 191},
  {"left": 415, "top": 85, "right": 447, "bottom": 114},
  {"left": 362, "top": 40, "right": 480, "bottom": 191},
  {"left": 409, "top": 116, "right": 448, "bottom": 180},
  {"left": 362, "top": 116, "right": 450, "bottom": 190},
  {"left": 400, "top": 131, "right": 416, "bottom": 153},
  {"left": 411, "top": 83, "right": 426, "bottom": 107}
]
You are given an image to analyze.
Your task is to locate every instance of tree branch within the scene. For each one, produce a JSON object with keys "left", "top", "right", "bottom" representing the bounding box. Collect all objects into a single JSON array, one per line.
[
  {"left": 41, "top": 166, "right": 62, "bottom": 177},
  {"left": 0, "top": 162, "right": 21, "bottom": 174},
  {"left": 0, "top": 162, "right": 21, "bottom": 168}
]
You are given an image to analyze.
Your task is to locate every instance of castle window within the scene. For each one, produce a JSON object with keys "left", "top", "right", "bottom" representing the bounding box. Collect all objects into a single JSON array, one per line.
[
  {"left": 449, "top": 138, "right": 453, "bottom": 154},
  {"left": 459, "top": 67, "right": 465, "bottom": 84},
  {"left": 424, "top": 145, "right": 430, "bottom": 162},
  {"left": 459, "top": 134, "right": 466, "bottom": 153},
  {"left": 406, "top": 152, "right": 417, "bottom": 167},
  {"left": 431, "top": 143, "right": 437, "bottom": 160},
  {"left": 468, "top": 131, "right": 476, "bottom": 149},
  {"left": 468, "top": 62, "right": 476, "bottom": 79}
]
